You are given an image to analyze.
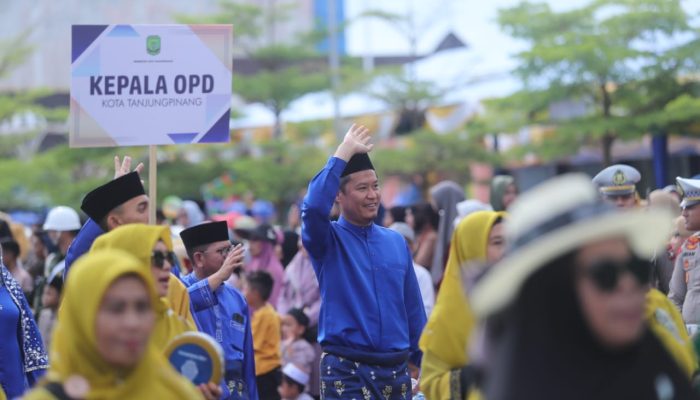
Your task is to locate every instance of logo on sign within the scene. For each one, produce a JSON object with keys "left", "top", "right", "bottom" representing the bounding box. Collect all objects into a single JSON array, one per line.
[{"left": 147, "top": 35, "right": 161, "bottom": 55}]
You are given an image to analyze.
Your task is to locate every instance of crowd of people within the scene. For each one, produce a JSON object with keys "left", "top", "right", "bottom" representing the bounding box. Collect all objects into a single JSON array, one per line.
[{"left": 1, "top": 124, "right": 700, "bottom": 399}]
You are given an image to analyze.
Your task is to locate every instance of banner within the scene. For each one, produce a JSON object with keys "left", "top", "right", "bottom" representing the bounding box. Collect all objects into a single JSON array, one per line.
[{"left": 70, "top": 24, "right": 232, "bottom": 147}]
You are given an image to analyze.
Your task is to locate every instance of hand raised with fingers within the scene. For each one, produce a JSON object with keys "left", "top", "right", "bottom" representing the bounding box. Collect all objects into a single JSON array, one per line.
[
  {"left": 207, "top": 243, "right": 245, "bottom": 291},
  {"left": 113, "top": 155, "right": 145, "bottom": 179},
  {"left": 334, "top": 124, "right": 374, "bottom": 161},
  {"left": 219, "top": 244, "right": 245, "bottom": 280}
]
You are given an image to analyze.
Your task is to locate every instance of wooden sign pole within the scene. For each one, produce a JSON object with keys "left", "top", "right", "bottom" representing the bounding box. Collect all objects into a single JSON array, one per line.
[{"left": 149, "top": 145, "right": 157, "bottom": 225}]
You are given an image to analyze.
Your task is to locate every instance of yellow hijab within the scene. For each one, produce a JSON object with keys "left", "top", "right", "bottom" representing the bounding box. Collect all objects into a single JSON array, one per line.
[
  {"left": 419, "top": 210, "right": 505, "bottom": 400},
  {"left": 25, "top": 250, "right": 202, "bottom": 400},
  {"left": 90, "top": 224, "right": 195, "bottom": 350}
]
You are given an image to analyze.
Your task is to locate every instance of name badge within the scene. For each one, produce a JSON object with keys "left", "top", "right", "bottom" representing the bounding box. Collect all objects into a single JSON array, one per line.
[{"left": 230, "top": 312, "right": 245, "bottom": 331}]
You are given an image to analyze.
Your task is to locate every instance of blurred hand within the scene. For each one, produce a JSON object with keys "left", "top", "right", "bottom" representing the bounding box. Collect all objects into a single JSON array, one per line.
[
  {"left": 198, "top": 382, "right": 222, "bottom": 400},
  {"left": 334, "top": 124, "right": 373, "bottom": 161},
  {"left": 113, "top": 155, "right": 144, "bottom": 179}
]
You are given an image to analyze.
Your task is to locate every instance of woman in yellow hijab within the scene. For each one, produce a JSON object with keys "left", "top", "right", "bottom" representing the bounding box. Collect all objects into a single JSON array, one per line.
[
  {"left": 90, "top": 224, "right": 195, "bottom": 350},
  {"left": 87, "top": 223, "right": 196, "bottom": 328},
  {"left": 419, "top": 210, "right": 506, "bottom": 400},
  {"left": 24, "top": 249, "right": 203, "bottom": 399}
]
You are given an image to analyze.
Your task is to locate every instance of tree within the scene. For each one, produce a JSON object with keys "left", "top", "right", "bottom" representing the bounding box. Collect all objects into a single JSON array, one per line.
[
  {"left": 177, "top": 1, "right": 331, "bottom": 139},
  {"left": 361, "top": 7, "right": 452, "bottom": 134},
  {"left": 493, "top": 0, "right": 700, "bottom": 165},
  {"left": 0, "top": 30, "right": 33, "bottom": 80},
  {"left": 372, "top": 129, "right": 498, "bottom": 190},
  {"left": 366, "top": 73, "right": 444, "bottom": 134},
  {"left": 0, "top": 33, "right": 70, "bottom": 159}
]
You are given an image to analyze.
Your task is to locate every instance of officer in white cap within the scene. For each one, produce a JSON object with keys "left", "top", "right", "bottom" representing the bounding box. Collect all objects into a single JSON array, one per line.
[
  {"left": 592, "top": 164, "right": 641, "bottom": 208},
  {"left": 669, "top": 176, "right": 700, "bottom": 325}
]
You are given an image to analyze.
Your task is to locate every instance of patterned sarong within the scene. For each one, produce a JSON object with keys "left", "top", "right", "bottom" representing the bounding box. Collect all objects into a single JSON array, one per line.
[{"left": 320, "top": 353, "right": 411, "bottom": 400}]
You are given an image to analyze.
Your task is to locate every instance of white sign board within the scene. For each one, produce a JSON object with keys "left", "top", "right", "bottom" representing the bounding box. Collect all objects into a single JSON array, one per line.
[{"left": 70, "top": 24, "right": 232, "bottom": 147}]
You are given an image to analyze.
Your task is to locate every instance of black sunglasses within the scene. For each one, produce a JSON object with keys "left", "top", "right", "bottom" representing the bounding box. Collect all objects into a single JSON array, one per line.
[
  {"left": 151, "top": 250, "right": 177, "bottom": 269},
  {"left": 583, "top": 256, "right": 651, "bottom": 292}
]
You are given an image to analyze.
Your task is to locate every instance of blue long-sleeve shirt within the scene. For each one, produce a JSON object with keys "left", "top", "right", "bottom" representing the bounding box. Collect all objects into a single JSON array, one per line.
[
  {"left": 301, "top": 156, "right": 427, "bottom": 366},
  {"left": 63, "top": 219, "right": 103, "bottom": 281},
  {"left": 182, "top": 273, "right": 258, "bottom": 400},
  {"left": 0, "top": 268, "right": 47, "bottom": 398},
  {"left": 0, "top": 285, "right": 41, "bottom": 398}
]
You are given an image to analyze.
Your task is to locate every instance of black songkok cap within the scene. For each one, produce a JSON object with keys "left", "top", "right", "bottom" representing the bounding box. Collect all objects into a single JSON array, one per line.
[
  {"left": 341, "top": 153, "right": 375, "bottom": 177},
  {"left": 81, "top": 172, "right": 146, "bottom": 222},
  {"left": 180, "top": 221, "right": 229, "bottom": 250}
]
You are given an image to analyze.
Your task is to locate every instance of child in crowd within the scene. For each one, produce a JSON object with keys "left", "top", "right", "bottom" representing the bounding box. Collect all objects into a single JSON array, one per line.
[
  {"left": 37, "top": 274, "right": 62, "bottom": 350},
  {"left": 245, "top": 270, "right": 282, "bottom": 400},
  {"left": 281, "top": 308, "right": 316, "bottom": 382},
  {"left": 278, "top": 363, "right": 314, "bottom": 400}
]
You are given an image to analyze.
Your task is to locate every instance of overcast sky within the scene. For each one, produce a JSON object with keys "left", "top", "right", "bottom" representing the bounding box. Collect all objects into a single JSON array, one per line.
[{"left": 345, "top": 0, "right": 700, "bottom": 72}]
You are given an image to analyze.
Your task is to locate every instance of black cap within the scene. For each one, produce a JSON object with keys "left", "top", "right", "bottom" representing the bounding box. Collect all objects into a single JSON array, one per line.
[
  {"left": 235, "top": 223, "right": 277, "bottom": 244},
  {"left": 341, "top": 153, "right": 375, "bottom": 177},
  {"left": 81, "top": 172, "right": 146, "bottom": 222},
  {"left": 180, "top": 221, "right": 229, "bottom": 250}
]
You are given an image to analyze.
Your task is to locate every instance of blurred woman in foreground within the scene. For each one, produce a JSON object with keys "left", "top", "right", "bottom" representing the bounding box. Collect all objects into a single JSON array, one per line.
[
  {"left": 472, "top": 174, "right": 697, "bottom": 400},
  {"left": 25, "top": 250, "right": 202, "bottom": 400}
]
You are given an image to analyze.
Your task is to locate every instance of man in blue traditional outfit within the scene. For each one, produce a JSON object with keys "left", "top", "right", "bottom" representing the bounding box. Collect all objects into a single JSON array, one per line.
[
  {"left": 64, "top": 156, "right": 182, "bottom": 279},
  {"left": 301, "top": 124, "right": 427, "bottom": 399},
  {"left": 63, "top": 156, "right": 149, "bottom": 277},
  {"left": 180, "top": 221, "right": 258, "bottom": 400}
]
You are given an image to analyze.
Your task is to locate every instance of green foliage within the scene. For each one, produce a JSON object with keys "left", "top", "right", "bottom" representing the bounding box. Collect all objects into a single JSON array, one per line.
[
  {"left": 373, "top": 129, "right": 497, "bottom": 183},
  {"left": 489, "top": 0, "right": 700, "bottom": 164},
  {"left": 235, "top": 65, "right": 328, "bottom": 117},
  {"left": 177, "top": 0, "right": 337, "bottom": 138},
  {"left": 0, "top": 30, "right": 33, "bottom": 79},
  {"left": 174, "top": 1, "right": 263, "bottom": 51},
  {"left": 0, "top": 145, "right": 115, "bottom": 209},
  {"left": 223, "top": 141, "right": 326, "bottom": 205},
  {"left": 367, "top": 74, "right": 443, "bottom": 110}
]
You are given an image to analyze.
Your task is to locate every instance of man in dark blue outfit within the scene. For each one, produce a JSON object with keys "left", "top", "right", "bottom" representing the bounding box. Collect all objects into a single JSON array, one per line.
[
  {"left": 302, "top": 124, "right": 427, "bottom": 399},
  {"left": 180, "top": 221, "right": 258, "bottom": 400}
]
